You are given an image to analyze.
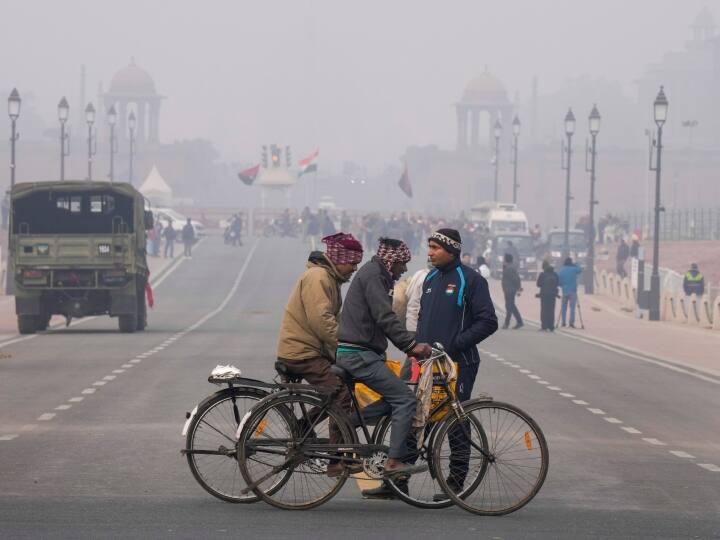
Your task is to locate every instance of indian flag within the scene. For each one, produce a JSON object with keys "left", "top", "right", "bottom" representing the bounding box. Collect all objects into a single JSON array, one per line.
[{"left": 298, "top": 149, "right": 319, "bottom": 177}]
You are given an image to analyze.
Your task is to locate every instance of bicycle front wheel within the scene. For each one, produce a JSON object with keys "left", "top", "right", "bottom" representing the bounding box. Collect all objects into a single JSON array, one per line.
[
  {"left": 432, "top": 400, "right": 549, "bottom": 516},
  {"left": 185, "top": 387, "right": 268, "bottom": 503},
  {"left": 238, "top": 390, "right": 354, "bottom": 510}
]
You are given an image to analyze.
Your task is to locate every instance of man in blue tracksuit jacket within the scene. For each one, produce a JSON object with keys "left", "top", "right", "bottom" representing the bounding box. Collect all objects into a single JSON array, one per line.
[{"left": 417, "top": 228, "right": 498, "bottom": 497}]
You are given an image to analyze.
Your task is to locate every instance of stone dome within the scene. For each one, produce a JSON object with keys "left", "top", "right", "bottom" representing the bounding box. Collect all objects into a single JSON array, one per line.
[
  {"left": 461, "top": 71, "right": 509, "bottom": 105},
  {"left": 108, "top": 58, "right": 157, "bottom": 96}
]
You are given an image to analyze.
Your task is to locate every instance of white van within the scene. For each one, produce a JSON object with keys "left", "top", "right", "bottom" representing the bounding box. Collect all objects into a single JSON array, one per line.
[{"left": 471, "top": 202, "right": 528, "bottom": 234}]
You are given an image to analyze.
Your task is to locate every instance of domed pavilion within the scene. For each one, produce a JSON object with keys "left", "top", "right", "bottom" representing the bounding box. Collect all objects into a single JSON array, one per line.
[{"left": 455, "top": 69, "right": 512, "bottom": 151}]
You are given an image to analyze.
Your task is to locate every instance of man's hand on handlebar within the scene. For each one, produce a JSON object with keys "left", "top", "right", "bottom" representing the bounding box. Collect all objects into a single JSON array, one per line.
[{"left": 410, "top": 343, "right": 432, "bottom": 358}]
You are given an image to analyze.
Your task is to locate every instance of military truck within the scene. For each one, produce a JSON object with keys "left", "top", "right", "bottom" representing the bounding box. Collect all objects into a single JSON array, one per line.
[{"left": 9, "top": 181, "right": 153, "bottom": 334}]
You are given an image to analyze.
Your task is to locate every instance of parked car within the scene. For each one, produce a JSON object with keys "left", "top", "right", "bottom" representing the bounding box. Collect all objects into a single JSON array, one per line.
[
  {"left": 153, "top": 207, "right": 204, "bottom": 237},
  {"left": 486, "top": 233, "right": 538, "bottom": 280},
  {"left": 542, "top": 229, "right": 588, "bottom": 268}
]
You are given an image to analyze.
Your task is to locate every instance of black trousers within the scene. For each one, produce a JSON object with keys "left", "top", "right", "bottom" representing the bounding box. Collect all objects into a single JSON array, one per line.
[
  {"left": 503, "top": 290, "right": 523, "bottom": 327},
  {"left": 540, "top": 295, "right": 556, "bottom": 330}
]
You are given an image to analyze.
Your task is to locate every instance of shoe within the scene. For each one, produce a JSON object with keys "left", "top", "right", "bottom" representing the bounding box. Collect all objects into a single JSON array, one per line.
[
  {"left": 361, "top": 479, "right": 408, "bottom": 500},
  {"left": 569, "top": 323, "right": 576, "bottom": 328},
  {"left": 513, "top": 323, "right": 524, "bottom": 329},
  {"left": 501, "top": 324, "right": 509, "bottom": 330},
  {"left": 383, "top": 462, "right": 428, "bottom": 479}
]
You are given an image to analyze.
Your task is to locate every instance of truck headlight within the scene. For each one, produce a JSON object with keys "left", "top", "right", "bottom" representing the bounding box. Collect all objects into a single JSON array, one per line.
[
  {"left": 36, "top": 244, "right": 49, "bottom": 255},
  {"left": 551, "top": 251, "right": 562, "bottom": 257},
  {"left": 98, "top": 243, "right": 111, "bottom": 255}
]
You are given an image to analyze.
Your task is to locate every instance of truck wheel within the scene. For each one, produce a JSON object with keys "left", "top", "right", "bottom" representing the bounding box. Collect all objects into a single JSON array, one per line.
[
  {"left": 118, "top": 314, "right": 138, "bottom": 333},
  {"left": 18, "top": 315, "right": 37, "bottom": 335},
  {"left": 36, "top": 313, "right": 51, "bottom": 331}
]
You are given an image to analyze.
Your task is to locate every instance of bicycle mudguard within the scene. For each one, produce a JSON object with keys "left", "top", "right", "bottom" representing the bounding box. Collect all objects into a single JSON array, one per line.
[
  {"left": 207, "top": 375, "right": 278, "bottom": 389},
  {"left": 182, "top": 386, "right": 271, "bottom": 437}
]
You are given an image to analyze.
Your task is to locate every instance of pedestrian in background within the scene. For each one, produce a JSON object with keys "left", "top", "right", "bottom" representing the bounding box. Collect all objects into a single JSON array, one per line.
[
  {"left": 616, "top": 238, "right": 629, "bottom": 277},
  {"left": 501, "top": 254, "right": 523, "bottom": 329},
  {"left": 476, "top": 255, "right": 490, "bottom": 279},
  {"left": 558, "top": 257, "right": 583, "bottom": 328},
  {"left": 182, "top": 218, "right": 195, "bottom": 258},
  {"left": 536, "top": 260, "right": 559, "bottom": 331},
  {"left": 630, "top": 234, "right": 640, "bottom": 258},
  {"left": 163, "top": 220, "right": 176, "bottom": 258},
  {"left": 683, "top": 263, "right": 705, "bottom": 297}
]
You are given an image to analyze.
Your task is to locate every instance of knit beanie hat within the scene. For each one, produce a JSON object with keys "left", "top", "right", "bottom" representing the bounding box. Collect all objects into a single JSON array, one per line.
[{"left": 428, "top": 228, "right": 462, "bottom": 256}]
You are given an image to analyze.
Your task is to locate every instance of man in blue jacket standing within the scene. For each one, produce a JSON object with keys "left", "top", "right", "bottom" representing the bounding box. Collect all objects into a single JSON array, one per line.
[
  {"left": 419, "top": 228, "right": 498, "bottom": 499},
  {"left": 557, "top": 257, "right": 583, "bottom": 328}
]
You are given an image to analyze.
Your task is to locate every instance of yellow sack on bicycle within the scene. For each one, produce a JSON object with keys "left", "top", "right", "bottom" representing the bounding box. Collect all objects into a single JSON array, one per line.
[
  {"left": 354, "top": 358, "right": 402, "bottom": 409},
  {"left": 422, "top": 359, "right": 459, "bottom": 422}
]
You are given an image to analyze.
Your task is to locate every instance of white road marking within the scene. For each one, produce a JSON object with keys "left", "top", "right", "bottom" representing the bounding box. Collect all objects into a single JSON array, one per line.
[
  {"left": 102, "top": 375, "right": 116, "bottom": 381},
  {"left": 537, "top": 380, "right": 549, "bottom": 384},
  {"left": 528, "top": 375, "right": 541, "bottom": 380},
  {"left": 130, "top": 359, "right": 142, "bottom": 364},
  {"left": 519, "top": 369, "right": 531, "bottom": 373},
  {"left": 37, "top": 413, "right": 56, "bottom": 421},
  {"left": 572, "top": 400, "right": 589, "bottom": 405},
  {"left": 559, "top": 392, "right": 576, "bottom": 398},
  {"left": 604, "top": 417, "right": 623, "bottom": 424},
  {"left": 121, "top": 364, "right": 133, "bottom": 368},
  {"left": 587, "top": 408, "right": 606, "bottom": 414},
  {"left": 0, "top": 434, "right": 19, "bottom": 441},
  {"left": 112, "top": 369, "right": 125, "bottom": 374},
  {"left": 54, "top": 405, "right": 72, "bottom": 411},
  {"left": 81, "top": 388, "right": 96, "bottom": 395},
  {"left": 642, "top": 438, "right": 667, "bottom": 446},
  {"left": 621, "top": 427, "right": 642, "bottom": 434},
  {"left": 68, "top": 397, "right": 84, "bottom": 403},
  {"left": 509, "top": 364, "right": 520, "bottom": 368},
  {"left": 669, "top": 451, "right": 695, "bottom": 459},
  {"left": 698, "top": 463, "right": 720, "bottom": 472},
  {"left": 92, "top": 381, "right": 107, "bottom": 386},
  {"left": 547, "top": 386, "right": 562, "bottom": 391}
]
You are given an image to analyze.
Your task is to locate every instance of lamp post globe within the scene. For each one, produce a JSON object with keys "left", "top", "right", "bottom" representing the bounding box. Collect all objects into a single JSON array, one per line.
[
  {"left": 8, "top": 88, "right": 21, "bottom": 120},
  {"left": 107, "top": 105, "right": 117, "bottom": 126},
  {"left": 493, "top": 119, "right": 502, "bottom": 140},
  {"left": 589, "top": 104, "right": 601, "bottom": 136},
  {"left": 58, "top": 97, "right": 69, "bottom": 123},
  {"left": 85, "top": 103, "right": 96, "bottom": 126},
  {"left": 512, "top": 115, "right": 520, "bottom": 136},
  {"left": 654, "top": 86, "right": 668, "bottom": 127},
  {"left": 564, "top": 108, "right": 576, "bottom": 136}
]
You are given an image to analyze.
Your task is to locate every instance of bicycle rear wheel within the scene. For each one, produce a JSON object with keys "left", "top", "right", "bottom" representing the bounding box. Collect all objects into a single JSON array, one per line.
[
  {"left": 238, "top": 391, "right": 354, "bottom": 510},
  {"left": 432, "top": 400, "right": 549, "bottom": 516},
  {"left": 185, "top": 387, "right": 268, "bottom": 503}
]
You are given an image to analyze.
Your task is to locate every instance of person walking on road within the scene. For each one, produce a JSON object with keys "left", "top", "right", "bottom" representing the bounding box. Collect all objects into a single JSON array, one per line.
[
  {"left": 181, "top": 218, "right": 195, "bottom": 258},
  {"left": 276, "top": 232, "right": 364, "bottom": 477},
  {"left": 558, "top": 257, "right": 583, "bottom": 328},
  {"left": 501, "top": 254, "right": 523, "bottom": 329},
  {"left": 536, "top": 260, "right": 559, "bottom": 331},
  {"left": 336, "top": 238, "right": 432, "bottom": 480},
  {"left": 163, "top": 220, "right": 176, "bottom": 258},
  {"left": 616, "top": 238, "right": 629, "bottom": 277},
  {"left": 683, "top": 263, "right": 705, "bottom": 297},
  {"left": 476, "top": 255, "right": 491, "bottom": 279}
]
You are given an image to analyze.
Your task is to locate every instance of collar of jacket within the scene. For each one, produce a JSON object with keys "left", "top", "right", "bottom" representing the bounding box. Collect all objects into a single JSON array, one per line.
[
  {"left": 307, "top": 253, "right": 349, "bottom": 283},
  {"left": 436, "top": 257, "right": 461, "bottom": 274},
  {"left": 371, "top": 255, "right": 394, "bottom": 281}
]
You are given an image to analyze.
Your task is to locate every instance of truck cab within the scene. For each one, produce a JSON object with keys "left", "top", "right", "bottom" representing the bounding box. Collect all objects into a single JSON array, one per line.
[
  {"left": 543, "top": 229, "right": 588, "bottom": 269},
  {"left": 487, "top": 233, "right": 538, "bottom": 280},
  {"left": 10, "top": 181, "right": 153, "bottom": 334}
]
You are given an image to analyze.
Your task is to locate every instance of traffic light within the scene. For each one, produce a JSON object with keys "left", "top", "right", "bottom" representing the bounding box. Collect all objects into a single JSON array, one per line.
[
  {"left": 261, "top": 145, "right": 268, "bottom": 168},
  {"left": 285, "top": 146, "right": 292, "bottom": 168},
  {"left": 271, "top": 144, "right": 281, "bottom": 167}
]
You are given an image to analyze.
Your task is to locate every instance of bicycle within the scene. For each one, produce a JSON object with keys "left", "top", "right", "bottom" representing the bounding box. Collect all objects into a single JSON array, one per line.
[{"left": 236, "top": 345, "right": 550, "bottom": 515}]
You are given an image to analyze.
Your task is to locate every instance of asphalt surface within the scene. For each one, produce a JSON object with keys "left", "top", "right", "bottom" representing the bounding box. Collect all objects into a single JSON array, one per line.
[{"left": 0, "top": 235, "right": 718, "bottom": 540}]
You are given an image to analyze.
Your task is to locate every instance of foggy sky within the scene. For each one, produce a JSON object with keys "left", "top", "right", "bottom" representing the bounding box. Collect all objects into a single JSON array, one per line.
[{"left": 1, "top": 0, "right": 712, "bottom": 170}]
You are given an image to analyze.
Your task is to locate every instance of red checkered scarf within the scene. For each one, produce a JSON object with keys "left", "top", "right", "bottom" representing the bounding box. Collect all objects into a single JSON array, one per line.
[
  {"left": 322, "top": 233, "right": 364, "bottom": 265},
  {"left": 376, "top": 239, "right": 411, "bottom": 274}
]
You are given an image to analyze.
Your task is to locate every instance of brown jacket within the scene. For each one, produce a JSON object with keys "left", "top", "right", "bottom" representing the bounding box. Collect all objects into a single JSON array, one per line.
[{"left": 277, "top": 254, "right": 347, "bottom": 362}]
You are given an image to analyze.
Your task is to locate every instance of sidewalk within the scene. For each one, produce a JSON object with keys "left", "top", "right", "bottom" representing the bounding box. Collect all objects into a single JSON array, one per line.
[
  {"left": 488, "top": 279, "right": 720, "bottom": 379},
  {"left": 0, "top": 255, "right": 177, "bottom": 339}
]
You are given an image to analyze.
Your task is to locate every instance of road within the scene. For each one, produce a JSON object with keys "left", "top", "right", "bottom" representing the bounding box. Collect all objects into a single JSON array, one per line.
[{"left": 0, "top": 234, "right": 718, "bottom": 539}]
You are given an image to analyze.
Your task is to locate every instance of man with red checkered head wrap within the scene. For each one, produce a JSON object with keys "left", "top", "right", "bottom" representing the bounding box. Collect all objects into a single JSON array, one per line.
[{"left": 276, "top": 232, "right": 363, "bottom": 477}]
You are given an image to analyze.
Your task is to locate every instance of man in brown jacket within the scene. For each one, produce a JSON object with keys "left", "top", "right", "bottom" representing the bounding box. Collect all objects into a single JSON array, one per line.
[{"left": 276, "top": 232, "right": 363, "bottom": 477}]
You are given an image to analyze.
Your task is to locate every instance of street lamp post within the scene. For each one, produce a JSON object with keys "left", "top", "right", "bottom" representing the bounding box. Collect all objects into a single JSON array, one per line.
[
  {"left": 85, "top": 103, "right": 96, "bottom": 181},
  {"left": 649, "top": 86, "right": 668, "bottom": 321},
  {"left": 128, "top": 110, "right": 136, "bottom": 185},
  {"left": 511, "top": 115, "right": 520, "bottom": 204},
  {"left": 584, "top": 104, "right": 601, "bottom": 294},
  {"left": 8, "top": 88, "right": 21, "bottom": 190},
  {"left": 107, "top": 105, "right": 117, "bottom": 182},
  {"left": 6, "top": 88, "right": 21, "bottom": 295},
  {"left": 561, "top": 108, "right": 576, "bottom": 257},
  {"left": 58, "top": 97, "right": 70, "bottom": 181},
  {"left": 493, "top": 119, "right": 502, "bottom": 201}
]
